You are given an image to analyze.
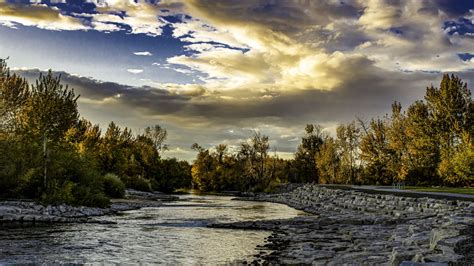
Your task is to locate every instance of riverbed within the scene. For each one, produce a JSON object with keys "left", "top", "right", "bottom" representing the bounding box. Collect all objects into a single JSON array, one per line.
[{"left": 0, "top": 193, "right": 305, "bottom": 264}]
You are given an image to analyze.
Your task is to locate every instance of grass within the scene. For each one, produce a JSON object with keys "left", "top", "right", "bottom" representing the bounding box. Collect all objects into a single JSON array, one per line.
[{"left": 405, "top": 186, "right": 474, "bottom": 195}]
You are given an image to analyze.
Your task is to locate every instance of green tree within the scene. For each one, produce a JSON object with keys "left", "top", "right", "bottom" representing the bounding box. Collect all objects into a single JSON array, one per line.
[
  {"left": 359, "top": 117, "right": 395, "bottom": 185},
  {"left": 239, "top": 132, "right": 272, "bottom": 191},
  {"left": 402, "top": 101, "right": 440, "bottom": 185},
  {"left": 316, "top": 136, "right": 340, "bottom": 184},
  {"left": 191, "top": 143, "right": 215, "bottom": 191},
  {"left": 19, "top": 71, "right": 79, "bottom": 188},
  {"left": 0, "top": 59, "right": 30, "bottom": 196},
  {"left": 0, "top": 59, "right": 29, "bottom": 134},
  {"left": 425, "top": 74, "right": 473, "bottom": 184},
  {"left": 336, "top": 122, "right": 360, "bottom": 184},
  {"left": 386, "top": 102, "right": 408, "bottom": 182},
  {"left": 293, "top": 124, "right": 325, "bottom": 183}
]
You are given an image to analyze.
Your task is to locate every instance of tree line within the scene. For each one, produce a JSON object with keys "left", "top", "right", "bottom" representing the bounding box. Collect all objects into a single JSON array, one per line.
[
  {"left": 0, "top": 60, "right": 191, "bottom": 206},
  {"left": 1, "top": 59, "right": 472, "bottom": 205},
  {"left": 191, "top": 74, "right": 473, "bottom": 191}
]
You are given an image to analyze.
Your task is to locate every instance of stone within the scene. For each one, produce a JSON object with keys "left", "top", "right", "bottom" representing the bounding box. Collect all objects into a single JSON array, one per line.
[{"left": 222, "top": 184, "right": 473, "bottom": 264}]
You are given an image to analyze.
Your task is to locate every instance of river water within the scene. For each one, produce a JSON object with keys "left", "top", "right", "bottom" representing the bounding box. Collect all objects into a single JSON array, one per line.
[{"left": 0, "top": 194, "right": 304, "bottom": 264}]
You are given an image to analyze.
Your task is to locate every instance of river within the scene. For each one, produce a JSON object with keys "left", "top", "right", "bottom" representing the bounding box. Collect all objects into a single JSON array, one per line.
[{"left": 0, "top": 193, "right": 305, "bottom": 264}]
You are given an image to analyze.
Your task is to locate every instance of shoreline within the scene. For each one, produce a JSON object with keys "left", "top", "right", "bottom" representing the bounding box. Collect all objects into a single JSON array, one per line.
[
  {"left": 2, "top": 186, "right": 472, "bottom": 264},
  {"left": 0, "top": 189, "right": 177, "bottom": 225},
  {"left": 214, "top": 184, "right": 474, "bottom": 265}
]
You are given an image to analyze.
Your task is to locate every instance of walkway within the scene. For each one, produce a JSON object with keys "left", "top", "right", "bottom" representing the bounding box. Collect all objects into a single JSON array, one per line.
[{"left": 320, "top": 184, "right": 474, "bottom": 202}]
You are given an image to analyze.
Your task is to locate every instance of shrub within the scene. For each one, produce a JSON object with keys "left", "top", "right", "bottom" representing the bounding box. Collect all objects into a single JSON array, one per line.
[
  {"left": 72, "top": 185, "right": 110, "bottom": 208},
  {"left": 41, "top": 180, "right": 75, "bottom": 205},
  {"left": 122, "top": 175, "right": 152, "bottom": 192},
  {"left": 103, "top": 173, "right": 126, "bottom": 198}
]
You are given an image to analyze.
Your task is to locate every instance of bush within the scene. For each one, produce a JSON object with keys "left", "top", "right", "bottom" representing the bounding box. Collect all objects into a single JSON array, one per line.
[
  {"left": 103, "top": 173, "right": 126, "bottom": 198},
  {"left": 73, "top": 185, "right": 110, "bottom": 208},
  {"left": 41, "top": 180, "right": 75, "bottom": 205},
  {"left": 16, "top": 168, "right": 43, "bottom": 199},
  {"left": 122, "top": 175, "right": 152, "bottom": 192}
]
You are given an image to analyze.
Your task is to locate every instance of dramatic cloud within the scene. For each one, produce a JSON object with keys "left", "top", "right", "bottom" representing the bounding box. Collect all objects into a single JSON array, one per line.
[
  {"left": 14, "top": 64, "right": 474, "bottom": 160},
  {"left": 0, "top": 0, "right": 167, "bottom": 35},
  {"left": 3, "top": 0, "right": 474, "bottom": 160},
  {"left": 0, "top": 1, "right": 87, "bottom": 31}
]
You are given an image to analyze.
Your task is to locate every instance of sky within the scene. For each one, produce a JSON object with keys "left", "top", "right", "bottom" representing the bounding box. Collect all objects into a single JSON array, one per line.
[{"left": 1, "top": 0, "right": 473, "bottom": 160}]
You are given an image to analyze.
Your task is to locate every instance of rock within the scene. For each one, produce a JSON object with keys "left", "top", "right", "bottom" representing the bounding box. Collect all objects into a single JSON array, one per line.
[
  {"left": 125, "top": 189, "right": 179, "bottom": 201},
  {"left": 227, "top": 184, "right": 473, "bottom": 264}
]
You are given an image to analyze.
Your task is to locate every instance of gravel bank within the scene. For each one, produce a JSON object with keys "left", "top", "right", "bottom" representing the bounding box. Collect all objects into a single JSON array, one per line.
[
  {"left": 213, "top": 184, "right": 474, "bottom": 265},
  {"left": 0, "top": 190, "right": 177, "bottom": 225}
]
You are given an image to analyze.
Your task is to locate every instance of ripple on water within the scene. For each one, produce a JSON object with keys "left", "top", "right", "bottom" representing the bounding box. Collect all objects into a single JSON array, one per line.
[{"left": 0, "top": 194, "right": 304, "bottom": 264}]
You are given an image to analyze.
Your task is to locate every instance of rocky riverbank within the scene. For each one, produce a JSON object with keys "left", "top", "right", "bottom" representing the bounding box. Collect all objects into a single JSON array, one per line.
[
  {"left": 0, "top": 189, "right": 177, "bottom": 225},
  {"left": 212, "top": 184, "right": 474, "bottom": 265}
]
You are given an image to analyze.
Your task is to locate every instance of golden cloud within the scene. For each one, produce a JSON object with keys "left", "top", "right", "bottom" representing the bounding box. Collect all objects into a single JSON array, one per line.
[{"left": 0, "top": 1, "right": 87, "bottom": 30}]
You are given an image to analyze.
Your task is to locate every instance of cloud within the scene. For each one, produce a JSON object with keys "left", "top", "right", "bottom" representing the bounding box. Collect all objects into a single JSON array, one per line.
[
  {"left": 133, "top": 51, "right": 153, "bottom": 56},
  {"left": 127, "top": 69, "right": 144, "bottom": 74},
  {"left": 0, "top": 0, "right": 168, "bottom": 36},
  {"left": 0, "top": 1, "right": 87, "bottom": 31},
  {"left": 15, "top": 58, "right": 474, "bottom": 160},
  {"left": 93, "top": 1, "right": 167, "bottom": 36},
  {"left": 4, "top": 0, "right": 474, "bottom": 160},
  {"left": 161, "top": 0, "right": 474, "bottom": 89}
]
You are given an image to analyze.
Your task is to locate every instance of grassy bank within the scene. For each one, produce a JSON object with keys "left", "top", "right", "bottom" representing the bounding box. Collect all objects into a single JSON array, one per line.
[{"left": 405, "top": 186, "right": 474, "bottom": 195}]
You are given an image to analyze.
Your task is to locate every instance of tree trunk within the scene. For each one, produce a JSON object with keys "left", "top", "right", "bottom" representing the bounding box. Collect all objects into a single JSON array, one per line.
[{"left": 43, "top": 133, "right": 47, "bottom": 188}]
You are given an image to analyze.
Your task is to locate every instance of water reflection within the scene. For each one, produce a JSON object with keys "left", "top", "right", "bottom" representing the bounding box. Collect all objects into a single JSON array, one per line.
[{"left": 0, "top": 194, "right": 304, "bottom": 264}]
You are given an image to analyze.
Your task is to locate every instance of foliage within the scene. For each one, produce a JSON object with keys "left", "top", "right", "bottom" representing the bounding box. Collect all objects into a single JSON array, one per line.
[
  {"left": 40, "top": 180, "right": 75, "bottom": 205},
  {"left": 153, "top": 158, "right": 192, "bottom": 192},
  {"left": 316, "top": 136, "right": 341, "bottom": 184},
  {"left": 190, "top": 74, "right": 472, "bottom": 190},
  {"left": 336, "top": 122, "right": 361, "bottom": 184},
  {"left": 191, "top": 132, "right": 285, "bottom": 192},
  {"left": 1, "top": 58, "right": 472, "bottom": 206},
  {"left": 292, "top": 124, "right": 324, "bottom": 183},
  {"left": 103, "top": 173, "right": 126, "bottom": 198},
  {"left": 0, "top": 60, "right": 191, "bottom": 206}
]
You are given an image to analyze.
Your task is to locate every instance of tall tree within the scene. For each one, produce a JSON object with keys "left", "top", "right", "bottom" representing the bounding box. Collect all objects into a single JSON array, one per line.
[
  {"left": 239, "top": 132, "right": 271, "bottom": 190},
  {"left": 19, "top": 71, "right": 79, "bottom": 187},
  {"left": 402, "top": 101, "right": 440, "bottom": 185},
  {"left": 359, "top": 117, "right": 395, "bottom": 185},
  {"left": 316, "top": 136, "right": 340, "bottom": 184},
  {"left": 425, "top": 74, "right": 472, "bottom": 150},
  {"left": 425, "top": 75, "right": 473, "bottom": 184},
  {"left": 0, "top": 59, "right": 30, "bottom": 195},
  {"left": 144, "top": 125, "right": 168, "bottom": 156},
  {"left": 386, "top": 102, "right": 408, "bottom": 181},
  {"left": 293, "top": 124, "right": 325, "bottom": 183},
  {"left": 336, "top": 122, "right": 360, "bottom": 184},
  {"left": 0, "top": 59, "right": 30, "bottom": 134}
]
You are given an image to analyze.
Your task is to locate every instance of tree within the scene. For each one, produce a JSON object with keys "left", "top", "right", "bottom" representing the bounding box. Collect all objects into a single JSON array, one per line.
[
  {"left": 359, "top": 117, "right": 395, "bottom": 185},
  {"left": 154, "top": 158, "right": 192, "bottom": 192},
  {"left": 239, "top": 132, "right": 271, "bottom": 191},
  {"left": 144, "top": 125, "right": 168, "bottom": 155},
  {"left": 386, "top": 102, "right": 408, "bottom": 181},
  {"left": 0, "top": 59, "right": 29, "bottom": 134},
  {"left": 316, "top": 136, "right": 340, "bottom": 184},
  {"left": 425, "top": 75, "right": 473, "bottom": 184},
  {"left": 336, "top": 122, "right": 360, "bottom": 184},
  {"left": 293, "top": 124, "right": 325, "bottom": 183},
  {"left": 425, "top": 74, "right": 472, "bottom": 151},
  {"left": 0, "top": 59, "right": 30, "bottom": 196},
  {"left": 19, "top": 71, "right": 79, "bottom": 188},
  {"left": 402, "top": 101, "right": 440, "bottom": 185},
  {"left": 437, "top": 132, "right": 473, "bottom": 186},
  {"left": 191, "top": 143, "right": 214, "bottom": 191}
]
